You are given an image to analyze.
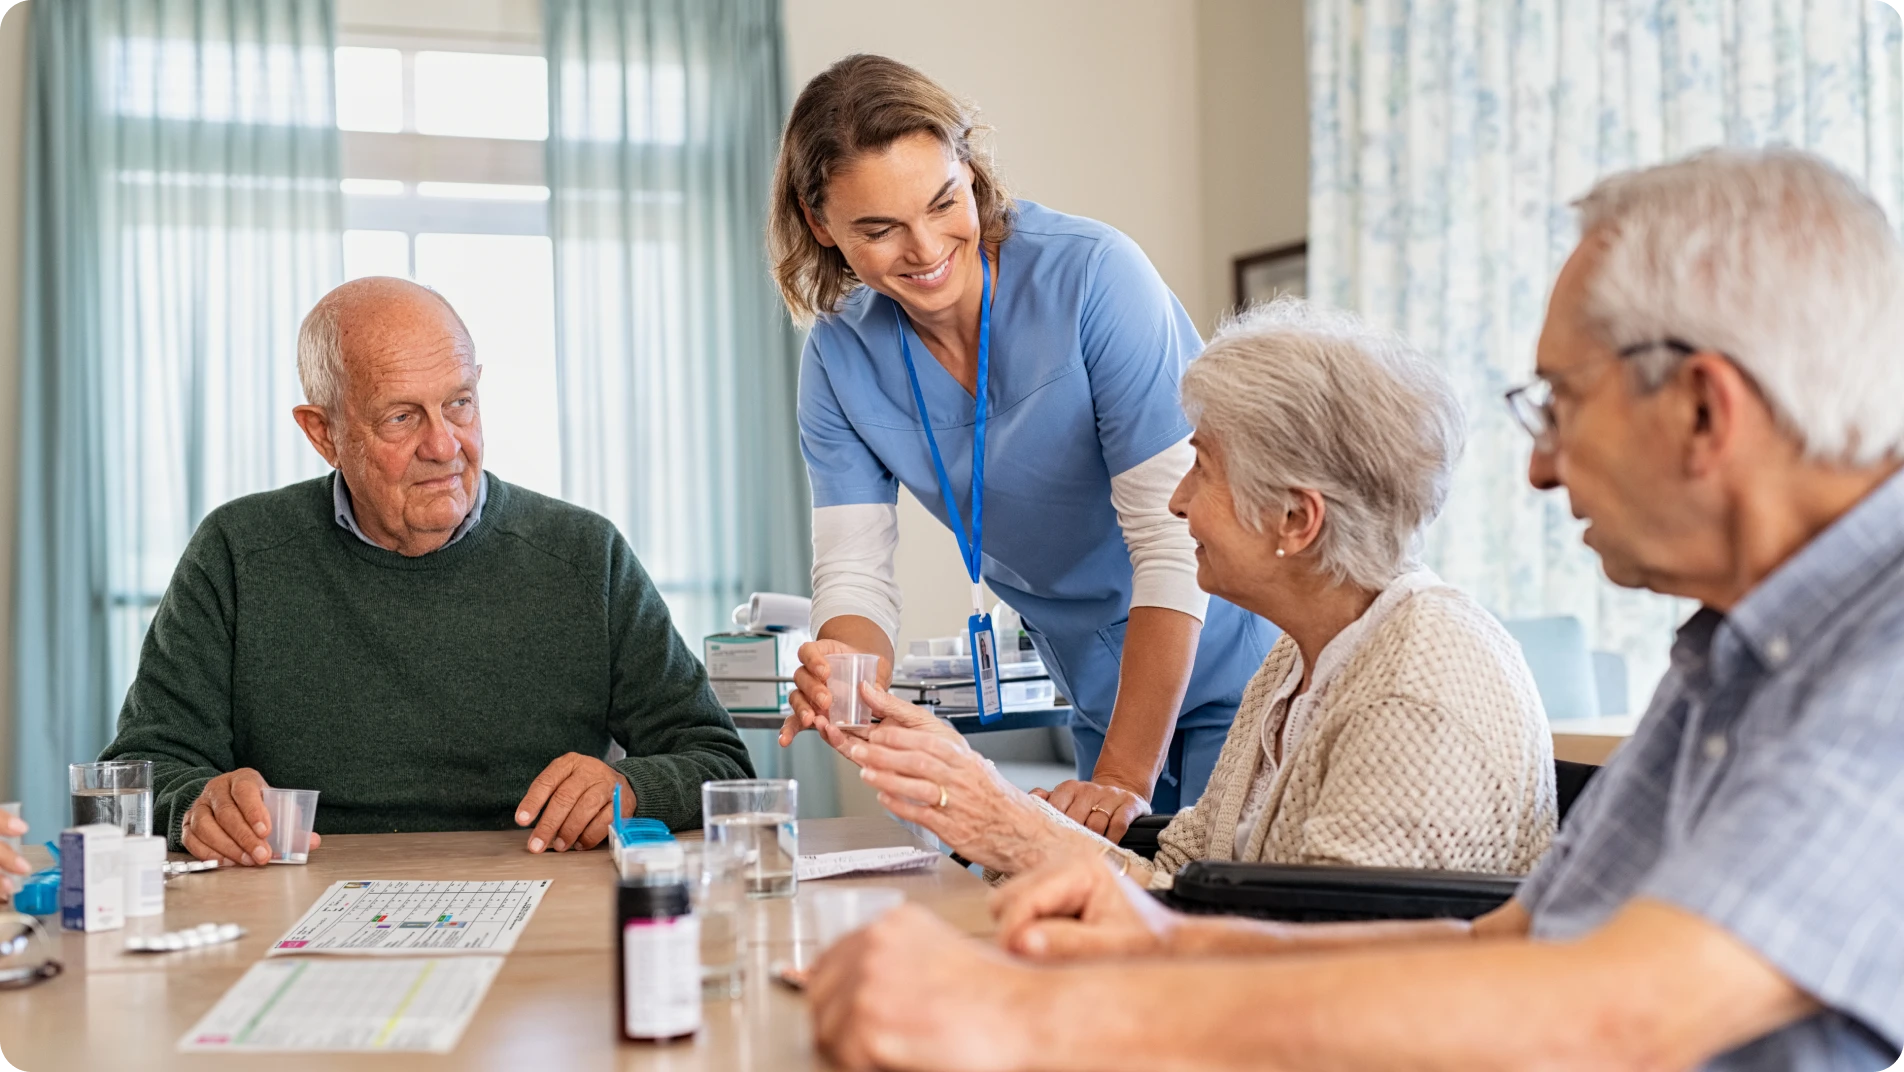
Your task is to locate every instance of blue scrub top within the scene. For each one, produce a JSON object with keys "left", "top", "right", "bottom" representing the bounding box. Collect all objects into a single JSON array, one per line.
[{"left": 798, "top": 201, "right": 1274, "bottom": 735}]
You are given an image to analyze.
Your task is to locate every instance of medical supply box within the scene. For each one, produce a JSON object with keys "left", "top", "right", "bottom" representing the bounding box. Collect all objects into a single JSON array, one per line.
[{"left": 59, "top": 824, "right": 125, "bottom": 932}]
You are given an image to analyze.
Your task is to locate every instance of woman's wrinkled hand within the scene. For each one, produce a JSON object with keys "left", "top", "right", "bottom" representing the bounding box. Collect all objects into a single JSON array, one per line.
[{"left": 847, "top": 688, "right": 1049, "bottom": 873}]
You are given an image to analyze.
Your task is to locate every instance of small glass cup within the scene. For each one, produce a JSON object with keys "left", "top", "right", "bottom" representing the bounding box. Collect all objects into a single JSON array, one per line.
[
  {"left": 261, "top": 788, "right": 320, "bottom": 864},
  {"left": 804, "top": 887, "right": 905, "bottom": 954},
  {"left": 682, "top": 841, "right": 746, "bottom": 999},
  {"left": 702, "top": 780, "right": 798, "bottom": 899},
  {"left": 824, "top": 653, "right": 882, "bottom": 733},
  {"left": 68, "top": 761, "right": 153, "bottom": 837}
]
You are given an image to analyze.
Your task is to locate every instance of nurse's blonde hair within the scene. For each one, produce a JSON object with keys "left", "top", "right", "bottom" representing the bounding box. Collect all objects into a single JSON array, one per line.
[{"left": 770, "top": 54, "right": 1015, "bottom": 326}]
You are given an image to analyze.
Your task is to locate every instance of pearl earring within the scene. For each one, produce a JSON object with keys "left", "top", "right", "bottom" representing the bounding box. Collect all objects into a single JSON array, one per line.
[{"left": 1275, "top": 548, "right": 1286, "bottom": 558}]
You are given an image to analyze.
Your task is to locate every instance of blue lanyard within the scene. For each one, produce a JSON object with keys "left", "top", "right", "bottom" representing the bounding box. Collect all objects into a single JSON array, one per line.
[{"left": 896, "top": 247, "right": 993, "bottom": 598}]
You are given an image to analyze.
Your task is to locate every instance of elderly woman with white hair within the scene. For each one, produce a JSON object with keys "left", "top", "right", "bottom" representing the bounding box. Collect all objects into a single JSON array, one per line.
[{"left": 833, "top": 299, "right": 1557, "bottom": 883}]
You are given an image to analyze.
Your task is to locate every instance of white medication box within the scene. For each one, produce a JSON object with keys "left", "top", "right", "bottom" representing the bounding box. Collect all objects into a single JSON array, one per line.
[
  {"left": 59, "top": 824, "right": 125, "bottom": 932},
  {"left": 704, "top": 632, "right": 799, "bottom": 713}
]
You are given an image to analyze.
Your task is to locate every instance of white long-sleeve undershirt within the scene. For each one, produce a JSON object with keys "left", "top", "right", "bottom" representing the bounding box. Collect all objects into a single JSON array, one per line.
[{"left": 808, "top": 436, "right": 1208, "bottom": 643}]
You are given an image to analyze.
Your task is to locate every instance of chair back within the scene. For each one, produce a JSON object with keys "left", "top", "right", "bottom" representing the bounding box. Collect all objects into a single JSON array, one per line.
[
  {"left": 1555, "top": 759, "right": 1600, "bottom": 826},
  {"left": 1502, "top": 615, "right": 1600, "bottom": 720}
]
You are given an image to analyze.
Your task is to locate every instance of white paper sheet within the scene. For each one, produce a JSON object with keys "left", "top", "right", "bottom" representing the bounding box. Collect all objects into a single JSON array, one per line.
[
  {"left": 267, "top": 879, "right": 550, "bottom": 956},
  {"left": 178, "top": 957, "right": 504, "bottom": 1053},
  {"left": 796, "top": 846, "right": 942, "bottom": 880}
]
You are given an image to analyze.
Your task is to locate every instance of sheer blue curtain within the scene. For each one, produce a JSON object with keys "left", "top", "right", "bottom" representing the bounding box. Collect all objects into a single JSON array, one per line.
[
  {"left": 1308, "top": 0, "right": 1904, "bottom": 710},
  {"left": 544, "top": 0, "right": 808, "bottom": 645},
  {"left": 17, "top": 0, "right": 342, "bottom": 831},
  {"left": 544, "top": 0, "right": 823, "bottom": 809}
]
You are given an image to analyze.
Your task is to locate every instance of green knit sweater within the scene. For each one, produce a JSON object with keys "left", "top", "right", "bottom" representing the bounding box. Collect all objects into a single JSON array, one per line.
[{"left": 101, "top": 473, "right": 753, "bottom": 849}]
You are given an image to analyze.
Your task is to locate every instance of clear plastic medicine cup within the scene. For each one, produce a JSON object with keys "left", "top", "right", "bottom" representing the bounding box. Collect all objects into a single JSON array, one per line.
[
  {"left": 261, "top": 788, "right": 320, "bottom": 865},
  {"left": 824, "top": 653, "right": 882, "bottom": 732}
]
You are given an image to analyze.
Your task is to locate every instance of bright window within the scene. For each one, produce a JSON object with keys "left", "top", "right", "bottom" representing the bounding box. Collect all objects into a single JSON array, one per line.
[
  {"left": 332, "top": 46, "right": 402, "bottom": 132},
  {"left": 334, "top": 37, "right": 560, "bottom": 497},
  {"left": 414, "top": 51, "right": 549, "bottom": 140}
]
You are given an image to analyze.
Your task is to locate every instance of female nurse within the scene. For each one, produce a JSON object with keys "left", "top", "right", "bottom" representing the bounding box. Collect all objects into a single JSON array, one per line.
[{"left": 771, "top": 54, "right": 1273, "bottom": 839}]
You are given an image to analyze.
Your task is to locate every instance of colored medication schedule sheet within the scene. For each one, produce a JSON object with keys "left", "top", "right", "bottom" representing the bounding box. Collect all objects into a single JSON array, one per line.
[{"left": 268, "top": 879, "right": 551, "bottom": 955}]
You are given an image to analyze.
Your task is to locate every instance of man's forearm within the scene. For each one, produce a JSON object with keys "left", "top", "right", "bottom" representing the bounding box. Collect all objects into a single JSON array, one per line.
[
  {"left": 1018, "top": 901, "right": 1811, "bottom": 1072},
  {"left": 1166, "top": 913, "right": 1474, "bottom": 957},
  {"left": 1095, "top": 608, "right": 1200, "bottom": 794}
]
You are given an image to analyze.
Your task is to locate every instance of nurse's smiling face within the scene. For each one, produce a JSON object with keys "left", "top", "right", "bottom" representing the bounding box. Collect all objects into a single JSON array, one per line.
[
  {"left": 801, "top": 131, "right": 984, "bottom": 324},
  {"left": 1170, "top": 432, "right": 1286, "bottom": 607}
]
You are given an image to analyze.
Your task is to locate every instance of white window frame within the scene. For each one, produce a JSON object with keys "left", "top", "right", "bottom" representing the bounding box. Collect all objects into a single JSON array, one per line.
[{"left": 336, "top": 28, "right": 550, "bottom": 254}]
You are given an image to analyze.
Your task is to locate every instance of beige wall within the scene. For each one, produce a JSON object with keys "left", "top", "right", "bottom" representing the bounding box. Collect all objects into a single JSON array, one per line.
[
  {"left": 0, "top": 1, "right": 30, "bottom": 800},
  {"left": 782, "top": 0, "right": 1212, "bottom": 653},
  {"left": 1197, "top": 0, "right": 1309, "bottom": 328}
]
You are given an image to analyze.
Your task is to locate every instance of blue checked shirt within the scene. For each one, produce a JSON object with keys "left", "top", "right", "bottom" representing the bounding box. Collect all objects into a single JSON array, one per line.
[{"left": 1518, "top": 472, "right": 1904, "bottom": 1071}]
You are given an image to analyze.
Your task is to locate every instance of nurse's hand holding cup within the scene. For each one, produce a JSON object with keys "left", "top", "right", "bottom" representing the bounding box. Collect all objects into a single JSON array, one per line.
[
  {"left": 783, "top": 647, "right": 968, "bottom": 756},
  {"left": 781, "top": 639, "right": 895, "bottom": 749}
]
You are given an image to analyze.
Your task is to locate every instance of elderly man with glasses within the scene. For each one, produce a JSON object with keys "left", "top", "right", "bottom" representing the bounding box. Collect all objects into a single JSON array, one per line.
[{"left": 803, "top": 147, "right": 1904, "bottom": 1072}]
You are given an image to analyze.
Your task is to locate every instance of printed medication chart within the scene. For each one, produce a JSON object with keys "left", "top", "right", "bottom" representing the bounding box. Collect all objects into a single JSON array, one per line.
[
  {"left": 268, "top": 879, "right": 550, "bottom": 956},
  {"left": 179, "top": 957, "right": 504, "bottom": 1053}
]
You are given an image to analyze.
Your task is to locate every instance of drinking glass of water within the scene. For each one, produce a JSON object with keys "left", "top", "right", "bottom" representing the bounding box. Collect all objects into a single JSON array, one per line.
[
  {"left": 702, "top": 779, "right": 797, "bottom": 900},
  {"left": 681, "top": 840, "right": 747, "bottom": 998},
  {"left": 69, "top": 760, "right": 154, "bottom": 837}
]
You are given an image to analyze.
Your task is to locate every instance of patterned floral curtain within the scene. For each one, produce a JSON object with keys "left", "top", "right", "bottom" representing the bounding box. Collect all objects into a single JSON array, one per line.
[{"left": 1308, "top": 0, "right": 1904, "bottom": 708}]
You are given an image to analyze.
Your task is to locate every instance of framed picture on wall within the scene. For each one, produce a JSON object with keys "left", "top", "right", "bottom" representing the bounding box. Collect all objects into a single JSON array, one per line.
[{"left": 1232, "top": 240, "right": 1308, "bottom": 309}]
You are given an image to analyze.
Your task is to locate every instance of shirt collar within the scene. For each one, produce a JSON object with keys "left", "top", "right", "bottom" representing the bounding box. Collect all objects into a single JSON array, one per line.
[
  {"left": 332, "top": 471, "right": 488, "bottom": 552},
  {"left": 1713, "top": 468, "right": 1904, "bottom": 676}
]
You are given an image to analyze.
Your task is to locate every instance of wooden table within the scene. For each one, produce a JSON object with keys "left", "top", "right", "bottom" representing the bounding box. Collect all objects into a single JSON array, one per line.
[
  {"left": 0, "top": 817, "right": 991, "bottom": 1070},
  {"left": 1550, "top": 715, "right": 1641, "bottom": 765}
]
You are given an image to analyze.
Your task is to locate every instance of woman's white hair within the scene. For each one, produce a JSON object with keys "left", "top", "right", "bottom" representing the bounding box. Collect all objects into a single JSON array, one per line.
[
  {"left": 1577, "top": 147, "right": 1904, "bottom": 465},
  {"left": 1181, "top": 298, "right": 1466, "bottom": 590}
]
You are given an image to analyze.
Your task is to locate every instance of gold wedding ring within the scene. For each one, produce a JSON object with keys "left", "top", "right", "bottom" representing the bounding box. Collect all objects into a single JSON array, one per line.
[
  {"left": 1088, "top": 805, "right": 1113, "bottom": 819},
  {"left": 936, "top": 783, "right": 949, "bottom": 809}
]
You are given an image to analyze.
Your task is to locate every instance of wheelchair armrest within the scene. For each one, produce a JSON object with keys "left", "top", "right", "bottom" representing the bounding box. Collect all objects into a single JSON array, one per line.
[
  {"left": 1117, "top": 813, "right": 1177, "bottom": 860},
  {"left": 1157, "top": 860, "right": 1520, "bottom": 923}
]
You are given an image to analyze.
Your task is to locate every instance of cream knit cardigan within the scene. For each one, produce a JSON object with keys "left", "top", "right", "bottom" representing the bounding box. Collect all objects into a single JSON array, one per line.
[{"left": 1135, "top": 584, "right": 1556, "bottom": 884}]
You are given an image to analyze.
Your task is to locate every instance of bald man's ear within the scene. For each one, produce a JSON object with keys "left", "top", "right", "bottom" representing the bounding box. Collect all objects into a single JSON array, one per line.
[{"left": 293, "top": 404, "right": 342, "bottom": 468}]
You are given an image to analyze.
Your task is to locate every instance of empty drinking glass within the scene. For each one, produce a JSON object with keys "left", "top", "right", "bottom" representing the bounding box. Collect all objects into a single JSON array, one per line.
[
  {"left": 702, "top": 780, "right": 798, "bottom": 899},
  {"left": 804, "top": 887, "right": 905, "bottom": 954},
  {"left": 69, "top": 761, "right": 153, "bottom": 837}
]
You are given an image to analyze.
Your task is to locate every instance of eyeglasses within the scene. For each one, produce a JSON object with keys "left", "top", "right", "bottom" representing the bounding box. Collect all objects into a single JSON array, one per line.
[
  {"left": 0, "top": 915, "right": 62, "bottom": 990},
  {"left": 1504, "top": 339, "right": 1697, "bottom": 451}
]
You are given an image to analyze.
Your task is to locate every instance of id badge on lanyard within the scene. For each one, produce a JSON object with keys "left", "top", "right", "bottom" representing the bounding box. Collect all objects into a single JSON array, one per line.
[
  {"left": 898, "top": 248, "right": 1006, "bottom": 724},
  {"left": 966, "top": 593, "right": 1004, "bottom": 725}
]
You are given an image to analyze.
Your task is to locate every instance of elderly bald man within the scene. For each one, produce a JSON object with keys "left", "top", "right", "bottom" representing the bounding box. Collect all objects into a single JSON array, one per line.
[{"left": 101, "top": 277, "right": 752, "bottom": 865}]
